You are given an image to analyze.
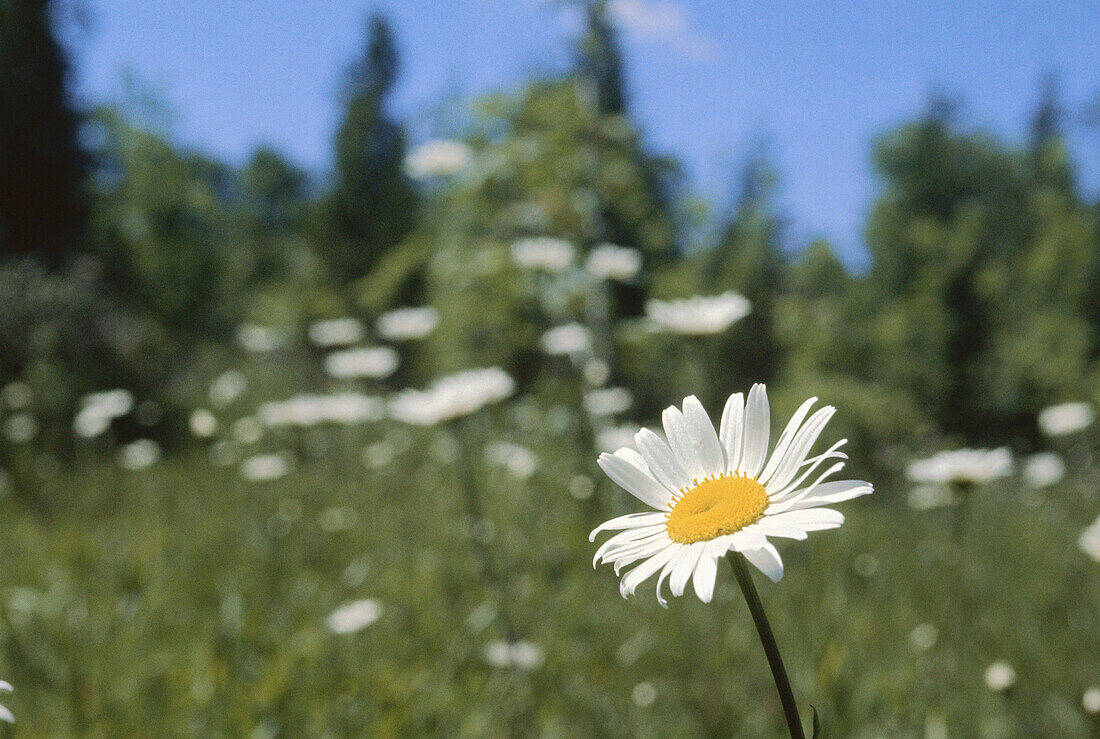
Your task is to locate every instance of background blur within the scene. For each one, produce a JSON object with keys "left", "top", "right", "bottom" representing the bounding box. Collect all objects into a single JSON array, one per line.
[{"left": 1, "top": 0, "right": 1098, "bottom": 734}]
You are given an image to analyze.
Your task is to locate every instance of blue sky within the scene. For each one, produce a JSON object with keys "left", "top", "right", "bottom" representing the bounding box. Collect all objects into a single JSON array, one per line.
[{"left": 73, "top": 0, "right": 1100, "bottom": 263}]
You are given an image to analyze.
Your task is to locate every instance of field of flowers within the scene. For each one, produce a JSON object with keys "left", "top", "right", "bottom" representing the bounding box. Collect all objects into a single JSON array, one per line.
[{"left": 0, "top": 300, "right": 1097, "bottom": 735}]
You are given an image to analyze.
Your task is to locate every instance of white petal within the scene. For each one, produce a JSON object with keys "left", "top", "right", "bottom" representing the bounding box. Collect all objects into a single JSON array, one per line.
[
  {"left": 764, "top": 508, "right": 845, "bottom": 532},
  {"left": 764, "top": 406, "right": 836, "bottom": 492},
  {"left": 739, "top": 384, "right": 771, "bottom": 477},
  {"left": 613, "top": 447, "right": 652, "bottom": 475},
  {"left": 719, "top": 392, "right": 745, "bottom": 473},
  {"left": 777, "top": 480, "right": 873, "bottom": 512},
  {"left": 0, "top": 682, "right": 9, "bottom": 693},
  {"left": 635, "top": 428, "right": 692, "bottom": 492},
  {"left": 758, "top": 396, "right": 817, "bottom": 483},
  {"left": 692, "top": 551, "right": 719, "bottom": 603},
  {"left": 620, "top": 544, "right": 679, "bottom": 598},
  {"left": 589, "top": 512, "right": 669, "bottom": 542},
  {"left": 669, "top": 544, "right": 704, "bottom": 597},
  {"left": 753, "top": 517, "right": 809, "bottom": 540},
  {"left": 0, "top": 705, "right": 12, "bottom": 723},
  {"left": 593, "top": 526, "right": 666, "bottom": 566},
  {"left": 663, "top": 405, "right": 707, "bottom": 481},
  {"left": 597, "top": 452, "right": 674, "bottom": 510},
  {"left": 682, "top": 395, "right": 726, "bottom": 477},
  {"left": 771, "top": 439, "right": 848, "bottom": 498},
  {"left": 766, "top": 462, "right": 846, "bottom": 513},
  {"left": 611, "top": 537, "right": 673, "bottom": 573},
  {"left": 741, "top": 542, "right": 784, "bottom": 582},
  {"left": 655, "top": 546, "right": 686, "bottom": 608}
]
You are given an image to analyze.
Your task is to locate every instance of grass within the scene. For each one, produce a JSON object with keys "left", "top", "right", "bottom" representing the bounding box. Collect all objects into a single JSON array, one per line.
[{"left": 0, "top": 413, "right": 1097, "bottom": 735}]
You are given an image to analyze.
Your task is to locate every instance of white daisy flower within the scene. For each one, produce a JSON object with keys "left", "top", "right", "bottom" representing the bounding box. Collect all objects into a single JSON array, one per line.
[
  {"left": 906, "top": 448, "right": 1013, "bottom": 486},
  {"left": 590, "top": 385, "right": 871, "bottom": 605},
  {"left": 323, "top": 346, "right": 400, "bottom": 380},
  {"left": 376, "top": 306, "right": 440, "bottom": 341},
  {"left": 307, "top": 317, "right": 364, "bottom": 348},
  {"left": 984, "top": 661, "right": 1016, "bottom": 692},
  {"left": 586, "top": 243, "right": 642, "bottom": 281},
  {"left": 1079, "top": 515, "right": 1100, "bottom": 563},
  {"left": 118, "top": 439, "right": 161, "bottom": 471},
  {"left": 326, "top": 599, "right": 383, "bottom": 634},
  {"left": 645, "top": 292, "right": 751, "bottom": 335},
  {"left": 404, "top": 139, "right": 472, "bottom": 179},
  {"left": 389, "top": 368, "right": 515, "bottom": 426},
  {"left": 540, "top": 323, "right": 592, "bottom": 357},
  {"left": 1022, "top": 452, "right": 1065, "bottom": 488},
  {"left": 510, "top": 237, "right": 575, "bottom": 273},
  {"left": 240, "top": 452, "right": 292, "bottom": 483},
  {"left": 0, "top": 680, "right": 11, "bottom": 723},
  {"left": 1037, "top": 401, "right": 1095, "bottom": 437},
  {"left": 73, "top": 388, "right": 134, "bottom": 438}
]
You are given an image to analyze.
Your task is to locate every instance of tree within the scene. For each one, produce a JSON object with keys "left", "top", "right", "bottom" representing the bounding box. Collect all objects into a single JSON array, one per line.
[
  {"left": 320, "top": 14, "right": 416, "bottom": 283},
  {"left": 575, "top": 0, "right": 626, "bottom": 116},
  {"left": 0, "top": 0, "right": 87, "bottom": 267}
]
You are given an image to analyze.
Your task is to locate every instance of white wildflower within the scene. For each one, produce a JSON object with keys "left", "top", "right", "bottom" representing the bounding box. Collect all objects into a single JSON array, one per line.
[
  {"left": 404, "top": 139, "right": 472, "bottom": 179},
  {"left": 326, "top": 599, "right": 383, "bottom": 634},
  {"left": 377, "top": 306, "right": 440, "bottom": 341},
  {"left": 1038, "top": 402, "right": 1095, "bottom": 436},
  {"left": 389, "top": 368, "right": 515, "bottom": 425},
  {"left": 645, "top": 292, "right": 751, "bottom": 335},
  {"left": 510, "top": 237, "right": 575, "bottom": 272},
  {"left": 586, "top": 243, "right": 642, "bottom": 281},
  {"left": 324, "top": 346, "right": 400, "bottom": 380}
]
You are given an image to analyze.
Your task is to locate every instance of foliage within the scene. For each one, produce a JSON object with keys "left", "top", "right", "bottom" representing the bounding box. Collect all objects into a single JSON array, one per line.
[{"left": 0, "top": 0, "right": 88, "bottom": 267}]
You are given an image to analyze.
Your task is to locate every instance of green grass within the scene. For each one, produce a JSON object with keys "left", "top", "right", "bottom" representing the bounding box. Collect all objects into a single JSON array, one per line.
[{"left": 0, "top": 418, "right": 1097, "bottom": 736}]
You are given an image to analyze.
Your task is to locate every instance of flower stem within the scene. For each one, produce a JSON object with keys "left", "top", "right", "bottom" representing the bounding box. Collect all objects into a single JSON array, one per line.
[{"left": 727, "top": 553, "right": 806, "bottom": 739}]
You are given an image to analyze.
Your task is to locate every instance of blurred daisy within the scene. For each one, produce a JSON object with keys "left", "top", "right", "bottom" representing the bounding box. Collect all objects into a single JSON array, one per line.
[
  {"left": 584, "top": 387, "right": 633, "bottom": 417},
  {"left": 0, "top": 680, "right": 11, "bottom": 723},
  {"left": 404, "top": 139, "right": 472, "bottom": 179},
  {"left": 645, "top": 292, "right": 751, "bottom": 335},
  {"left": 118, "top": 439, "right": 161, "bottom": 471},
  {"left": 389, "top": 368, "right": 515, "bottom": 425},
  {"left": 510, "top": 237, "right": 574, "bottom": 272},
  {"left": 326, "top": 599, "right": 382, "bottom": 634},
  {"left": 484, "top": 441, "right": 538, "bottom": 480},
  {"left": 377, "top": 306, "right": 440, "bottom": 341},
  {"left": 596, "top": 424, "right": 638, "bottom": 453},
  {"left": 482, "top": 640, "right": 544, "bottom": 670},
  {"left": 307, "top": 317, "right": 364, "bottom": 348},
  {"left": 591, "top": 385, "right": 871, "bottom": 604},
  {"left": 540, "top": 323, "right": 592, "bottom": 357},
  {"left": 1083, "top": 686, "right": 1100, "bottom": 714},
  {"left": 236, "top": 323, "right": 288, "bottom": 353},
  {"left": 189, "top": 409, "right": 219, "bottom": 438},
  {"left": 1079, "top": 515, "right": 1100, "bottom": 563},
  {"left": 1038, "top": 401, "right": 1095, "bottom": 437},
  {"left": 1022, "top": 452, "right": 1065, "bottom": 488},
  {"left": 586, "top": 243, "right": 642, "bottom": 281},
  {"left": 906, "top": 448, "right": 1013, "bottom": 487},
  {"left": 240, "top": 453, "right": 292, "bottom": 482},
  {"left": 73, "top": 388, "right": 134, "bottom": 438},
  {"left": 324, "top": 346, "right": 400, "bottom": 380},
  {"left": 258, "top": 393, "right": 384, "bottom": 428},
  {"left": 984, "top": 661, "right": 1016, "bottom": 692},
  {"left": 209, "top": 371, "right": 247, "bottom": 408}
]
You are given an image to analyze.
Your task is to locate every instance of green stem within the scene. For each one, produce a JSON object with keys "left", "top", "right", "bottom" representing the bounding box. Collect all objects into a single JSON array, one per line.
[{"left": 727, "top": 553, "right": 806, "bottom": 739}]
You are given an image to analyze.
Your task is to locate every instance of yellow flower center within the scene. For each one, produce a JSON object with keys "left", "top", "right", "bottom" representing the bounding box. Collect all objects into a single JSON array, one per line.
[{"left": 665, "top": 473, "right": 769, "bottom": 544}]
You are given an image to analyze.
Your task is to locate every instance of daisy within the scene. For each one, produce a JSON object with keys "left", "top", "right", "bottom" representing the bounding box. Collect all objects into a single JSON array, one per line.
[
  {"left": 590, "top": 384, "right": 871, "bottom": 605},
  {"left": 0, "top": 680, "right": 11, "bottom": 723},
  {"left": 645, "top": 292, "right": 751, "bottom": 336},
  {"left": 404, "top": 139, "right": 472, "bottom": 179},
  {"left": 376, "top": 306, "right": 440, "bottom": 341}
]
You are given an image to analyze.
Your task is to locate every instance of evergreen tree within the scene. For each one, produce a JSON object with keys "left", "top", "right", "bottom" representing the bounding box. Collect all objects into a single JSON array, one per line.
[
  {"left": 321, "top": 14, "right": 416, "bottom": 283},
  {"left": 575, "top": 0, "right": 626, "bottom": 116},
  {"left": 0, "top": 0, "right": 87, "bottom": 267}
]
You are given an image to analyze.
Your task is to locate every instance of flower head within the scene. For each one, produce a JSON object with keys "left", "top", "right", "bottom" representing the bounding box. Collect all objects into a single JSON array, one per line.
[
  {"left": 377, "top": 306, "right": 440, "bottom": 341},
  {"left": 906, "top": 448, "right": 1013, "bottom": 486},
  {"left": 586, "top": 243, "right": 642, "bottom": 281},
  {"left": 590, "top": 385, "right": 871, "bottom": 604},
  {"left": 0, "top": 680, "right": 11, "bottom": 723},
  {"left": 389, "top": 368, "right": 515, "bottom": 425},
  {"left": 308, "top": 317, "right": 364, "bottom": 348},
  {"left": 1038, "top": 401, "right": 1095, "bottom": 437},
  {"left": 404, "top": 139, "right": 472, "bottom": 179},
  {"left": 510, "top": 237, "right": 575, "bottom": 272},
  {"left": 645, "top": 292, "right": 751, "bottom": 335},
  {"left": 323, "top": 346, "right": 400, "bottom": 380},
  {"left": 326, "top": 599, "right": 383, "bottom": 634},
  {"left": 540, "top": 323, "right": 592, "bottom": 357}
]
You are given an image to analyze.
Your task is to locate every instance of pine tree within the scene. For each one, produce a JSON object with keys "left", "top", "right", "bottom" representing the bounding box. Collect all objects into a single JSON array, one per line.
[
  {"left": 0, "top": 0, "right": 87, "bottom": 267},
  {"left": 321, "top": 14, "right": 416, "bottom": 283}
]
